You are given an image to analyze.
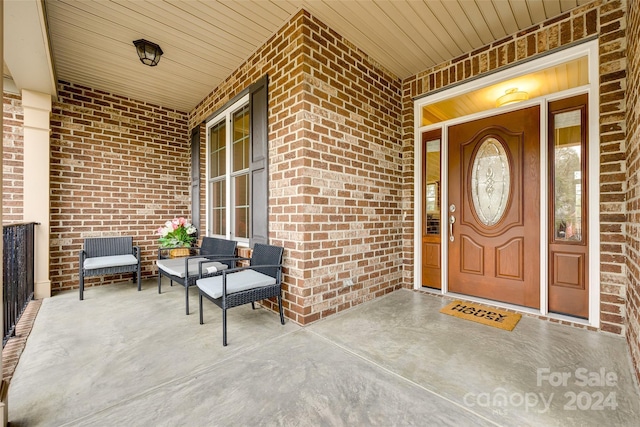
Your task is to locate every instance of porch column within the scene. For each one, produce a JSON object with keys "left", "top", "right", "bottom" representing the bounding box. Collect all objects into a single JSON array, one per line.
[{"left": 22, "top": 89, "right": 52, "bottom": 299}]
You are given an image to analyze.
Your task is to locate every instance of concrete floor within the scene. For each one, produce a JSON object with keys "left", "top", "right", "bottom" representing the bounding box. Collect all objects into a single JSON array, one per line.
[{"left": 7, "top": 278, "right": 640, "bottom": 426}]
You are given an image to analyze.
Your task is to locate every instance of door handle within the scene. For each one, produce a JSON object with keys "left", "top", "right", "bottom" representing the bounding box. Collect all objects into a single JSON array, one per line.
[{"left": 449, "top": 215, "right": 456, "bottom": 242}]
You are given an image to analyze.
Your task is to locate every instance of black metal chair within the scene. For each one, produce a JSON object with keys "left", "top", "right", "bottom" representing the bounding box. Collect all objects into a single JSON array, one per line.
[
  {"left": 79, "top": 236, "right": 141, "bottom": 300},
  {"left": 156, "top": 237, "right": 237, "bottom": 315},
  {"left": 196, "top": 243, "right": 285, "bottom": 346}
]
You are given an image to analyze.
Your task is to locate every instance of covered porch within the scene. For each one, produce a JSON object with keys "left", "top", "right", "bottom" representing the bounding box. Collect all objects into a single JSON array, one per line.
[
  {"left": 3, "top": 0, "right": 640, "bottom": 424},
  {"left": 7, "top": 278, "right": 640, "bottom": 425}
]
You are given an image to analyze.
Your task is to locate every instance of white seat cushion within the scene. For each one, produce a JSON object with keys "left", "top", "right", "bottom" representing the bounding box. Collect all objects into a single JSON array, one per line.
[
  {"left": 84, "top": 254, "right": 138, "bottom": 270},
  {"left": 157, "top": 258, "right": 228, "bottom": 278},
  {"left": 197, "top": 269, "right": 276, "bottom": 299}
]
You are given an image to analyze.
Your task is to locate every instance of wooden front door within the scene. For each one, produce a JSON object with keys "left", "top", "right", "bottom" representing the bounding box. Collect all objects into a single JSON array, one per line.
[{"left": 448, "top": 107, "right": 540, "bottom": 308}]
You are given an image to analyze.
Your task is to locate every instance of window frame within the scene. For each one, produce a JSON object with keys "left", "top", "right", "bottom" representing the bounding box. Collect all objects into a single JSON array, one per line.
[{"left": 205, "top": 93, "right": 251, "bottom": 245}]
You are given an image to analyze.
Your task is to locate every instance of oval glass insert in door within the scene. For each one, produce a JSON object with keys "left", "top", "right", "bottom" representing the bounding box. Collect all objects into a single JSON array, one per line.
[{"left": 470, "top": 137, "right": 511, "bottom": 226}]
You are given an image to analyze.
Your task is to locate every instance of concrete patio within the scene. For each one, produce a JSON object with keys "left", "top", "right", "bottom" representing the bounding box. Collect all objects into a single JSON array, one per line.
[{"left": 7, "top": 279, "right": 640, "bottom": 426}]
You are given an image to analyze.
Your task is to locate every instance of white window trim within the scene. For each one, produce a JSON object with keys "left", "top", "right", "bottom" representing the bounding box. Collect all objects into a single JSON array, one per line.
[{"left": 205, "top": 93, "right": 250, "bottom": 245}]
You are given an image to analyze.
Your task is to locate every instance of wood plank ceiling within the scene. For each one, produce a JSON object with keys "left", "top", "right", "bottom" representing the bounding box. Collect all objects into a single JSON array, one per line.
[{"left": 42, "top": 0, "right": 590, "bottom": 112}]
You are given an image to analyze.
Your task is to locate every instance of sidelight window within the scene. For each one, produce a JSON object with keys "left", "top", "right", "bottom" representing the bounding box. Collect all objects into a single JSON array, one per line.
[
  {"left": 423, "top": 134, "right": 441, "bottom": 235},
  {"left": 549, "top": 96, "right": 587, "bottom": 244}
]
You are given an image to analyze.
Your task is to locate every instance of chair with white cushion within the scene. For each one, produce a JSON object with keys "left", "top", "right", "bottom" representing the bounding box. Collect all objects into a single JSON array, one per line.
[
  {"left": 156, "top": 237, "right": 237, "bottom": 315},
  {"left": 196, "top": 243, "right": 284, "bottom": 346},
  {"left": 79, "top": 236, "right": 141, "bottom": 300}
]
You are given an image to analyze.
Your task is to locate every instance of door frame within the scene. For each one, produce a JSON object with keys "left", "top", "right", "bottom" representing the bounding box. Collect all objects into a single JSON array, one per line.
[{"left": 413, "top": 40, "right": 600, "bottom": 327}]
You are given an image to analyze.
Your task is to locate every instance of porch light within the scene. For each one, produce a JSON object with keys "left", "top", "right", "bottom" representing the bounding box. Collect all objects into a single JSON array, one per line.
[
  {"left": 133, "top": 39, "right": 163, "bottom": 66},
  {"left": 496, "top": 88, "right": 528, "bottom": 107}
]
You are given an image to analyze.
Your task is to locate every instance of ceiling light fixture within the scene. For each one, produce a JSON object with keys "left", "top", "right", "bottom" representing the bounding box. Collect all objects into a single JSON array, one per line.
[
  {"left": 496, "top": 88, "right": 529, "bottom": 107},
  {"left": 133, "top": 39, "right": 163, "bottom": 67}
]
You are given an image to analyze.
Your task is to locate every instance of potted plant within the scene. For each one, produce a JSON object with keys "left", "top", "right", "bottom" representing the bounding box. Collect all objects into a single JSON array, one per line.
[{"left": 156, "top": 217, "right": 197, "bottom": 257}]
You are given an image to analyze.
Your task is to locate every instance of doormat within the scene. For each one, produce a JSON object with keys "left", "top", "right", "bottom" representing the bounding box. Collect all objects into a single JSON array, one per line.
[{"left": 440, "top": 300, "right": 521, "bottom": 331}]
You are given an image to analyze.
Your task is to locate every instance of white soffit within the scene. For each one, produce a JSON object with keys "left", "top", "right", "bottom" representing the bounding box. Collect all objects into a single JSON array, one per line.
[{"left": 4, "top": 0, "right": 57, "bottom": 98}]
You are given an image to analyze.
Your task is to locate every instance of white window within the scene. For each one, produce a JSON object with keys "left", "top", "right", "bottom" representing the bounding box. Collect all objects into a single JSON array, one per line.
[{"left": 206, "top": 94, "right": 250, "bottom": 244}]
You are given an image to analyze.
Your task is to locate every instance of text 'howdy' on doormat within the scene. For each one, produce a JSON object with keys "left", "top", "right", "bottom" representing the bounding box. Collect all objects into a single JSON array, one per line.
[{"left": 440, "top": 300, "right": 521, "bottom": 331}]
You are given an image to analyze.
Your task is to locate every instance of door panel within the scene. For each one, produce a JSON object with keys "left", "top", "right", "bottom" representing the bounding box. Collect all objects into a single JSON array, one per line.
[
  {"left": 460, "top": 236, "right": 483, "bottom": 274},
  {"left": 422, "top": 239, "right": 441, "bottom": 287},
  {"left": 448, "top": 107, "right": 540, "bottom": 308},
  {"left": 552, "top": 251, "right": 585, "bottom": 287},
  {"left": 496, "top": 237, "right": 523, "bottom": 280}
]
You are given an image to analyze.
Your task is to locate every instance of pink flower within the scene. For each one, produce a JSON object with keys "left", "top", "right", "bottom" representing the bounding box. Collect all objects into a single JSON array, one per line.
[{"left": 156, "top": 217, "right": 197, "bottom": 248}]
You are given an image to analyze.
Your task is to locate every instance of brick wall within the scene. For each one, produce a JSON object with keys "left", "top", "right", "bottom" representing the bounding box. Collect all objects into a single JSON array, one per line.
[
  {"left": 599, "top": 0, "right": 628, "bottom": 335},
  {"left": 50, "top": 82, "right": 190, "bottom": 293},
  {"left": 2, "top": 92, "right": 24, "bottom": 223},
  {"left": 625, "top": 0, "right": 640, "bottom": 385},
  {"left": 7, "top": 2, "right": 633, "bottom": 346},
  {"left": 190, "top": 10, "right": 404, "bottom": 324},
  {"left": 403, "top": 0, "right": 628, "bottom": 334}
]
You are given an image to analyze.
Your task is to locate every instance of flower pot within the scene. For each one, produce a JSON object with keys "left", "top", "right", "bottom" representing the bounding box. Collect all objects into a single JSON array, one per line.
[{"left": 169, "top": 247, "right": 190, "bottom": 258}]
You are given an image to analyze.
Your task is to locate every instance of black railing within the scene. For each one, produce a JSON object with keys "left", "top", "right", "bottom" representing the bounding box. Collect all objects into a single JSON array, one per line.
[{"left": 3, "top": 222, "right": 37, "bottom": 347}]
